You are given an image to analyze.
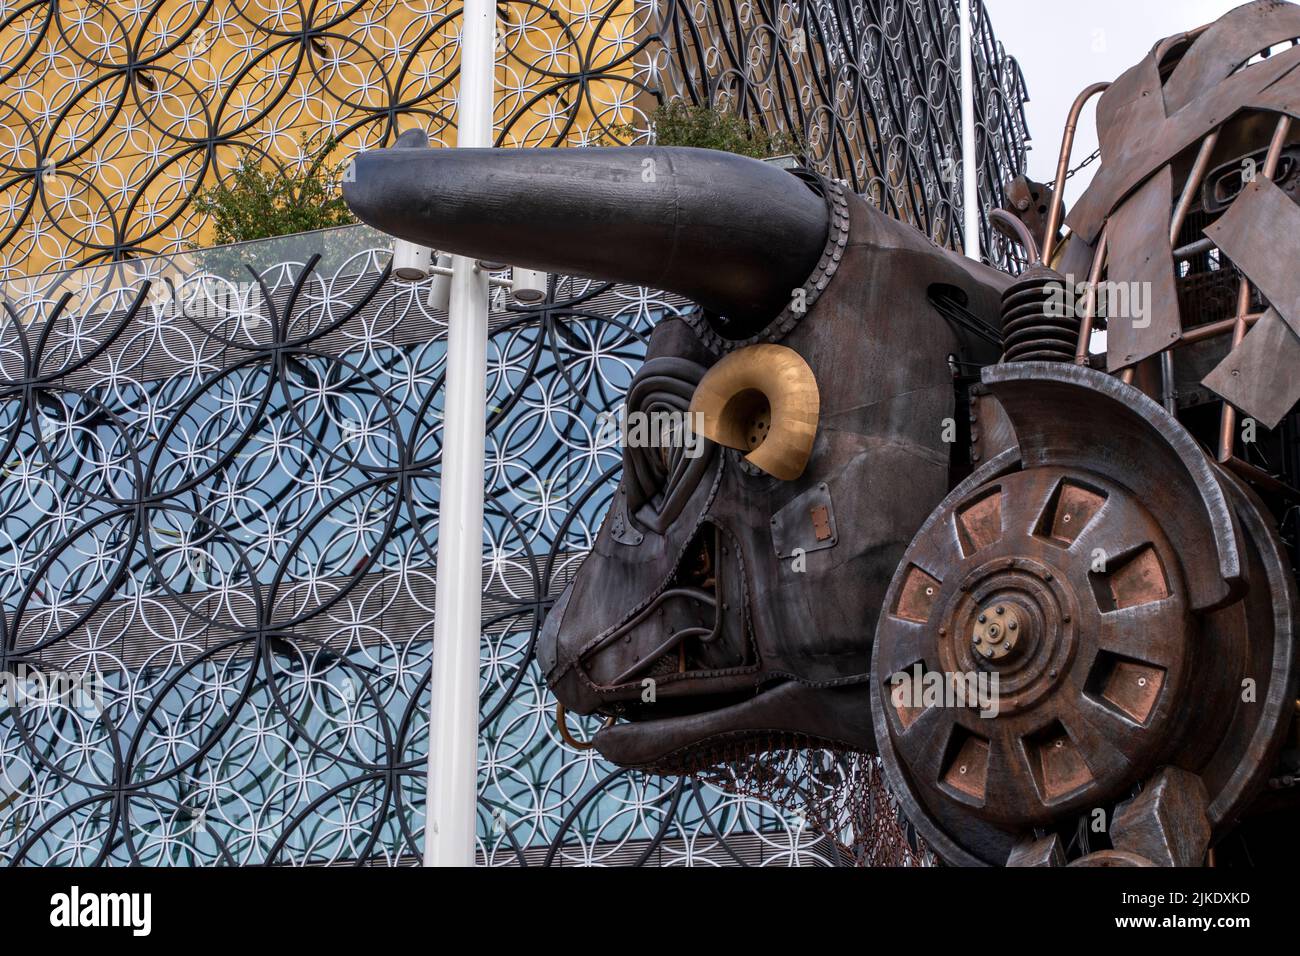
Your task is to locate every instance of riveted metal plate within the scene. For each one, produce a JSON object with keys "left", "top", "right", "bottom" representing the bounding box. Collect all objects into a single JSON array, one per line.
[
  {"left": 609, "top": 486, "right": 644, "bottom": 546},
  {"left": 770, "top": 482, "right": 838, "bottom": 560}
]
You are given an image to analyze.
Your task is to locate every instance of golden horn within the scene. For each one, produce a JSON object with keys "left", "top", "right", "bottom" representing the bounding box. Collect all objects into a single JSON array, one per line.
[{"left": 688, "top": 343, "right": 819, "bottom": 481}]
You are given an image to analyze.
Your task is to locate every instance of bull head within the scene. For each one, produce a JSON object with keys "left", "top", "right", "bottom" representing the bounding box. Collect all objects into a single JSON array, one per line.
[{"left": 345, "top": 138, "right": 1011, "bottom": 772}]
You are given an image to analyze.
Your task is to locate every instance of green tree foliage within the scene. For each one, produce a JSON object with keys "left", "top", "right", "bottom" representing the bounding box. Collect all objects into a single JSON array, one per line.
[
  {"left": 605, "top": 101, "right": 801, "bottom": 159},
  {"left": 191, "top": 135, "right": 356, "bottom": 246}
]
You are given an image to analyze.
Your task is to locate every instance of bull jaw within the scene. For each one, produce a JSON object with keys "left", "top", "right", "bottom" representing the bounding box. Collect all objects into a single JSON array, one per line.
[{"left": 592, "top": 680, "right": 876, "bottom": 771}]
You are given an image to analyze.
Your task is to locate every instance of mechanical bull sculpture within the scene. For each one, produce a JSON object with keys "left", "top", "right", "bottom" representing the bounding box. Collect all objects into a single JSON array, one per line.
[
  {"left": 346, "top": 142, "right": 1007, "bottom": 773},
  {"left": 345, "top": 0, "right": 1300, "bottom": 866}
]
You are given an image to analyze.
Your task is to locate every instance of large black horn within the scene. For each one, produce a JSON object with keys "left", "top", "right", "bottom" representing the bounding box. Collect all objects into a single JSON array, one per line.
[{"left": 343, "top": 144, "right": 829, "bottom": 325}]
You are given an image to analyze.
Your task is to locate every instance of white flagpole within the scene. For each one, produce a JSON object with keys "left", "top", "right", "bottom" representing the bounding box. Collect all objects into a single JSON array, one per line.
[
  {"left": 424, "top": 0, "right": 495, "bottom": 867},
  {"left": 959, "top": 0, "right": 980, "bottom": 261}
]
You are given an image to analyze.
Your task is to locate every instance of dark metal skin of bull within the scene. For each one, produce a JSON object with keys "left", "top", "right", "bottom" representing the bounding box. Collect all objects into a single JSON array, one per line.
[
  {"left": 343, "top": 0, "right": 1300, "bottom": 866},
  {"left": 557, "top": 190, "right": 1009, "bottom": 771},
  {"left": 344, "top": 141, "right": 1010, "bottom": 772}
]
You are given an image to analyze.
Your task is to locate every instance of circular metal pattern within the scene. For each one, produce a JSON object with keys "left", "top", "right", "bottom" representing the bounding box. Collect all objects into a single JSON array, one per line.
[
  {"left": 970, "top": 601, "right": 1023, "bottom": 662},
  {"left": 0, "top": 229, "right": 902, "bottom": 867},
  {"left": 941, "top": 556, "right": 1080, "bottom": 716},
  {"left": 0, "top": 0, "right": 1032, "bottom": 866},
  {"left": 873, "top": 461, "right": 1196, "bottom": 856},
  {"left": 0, "top": 1, "right": 1030, "bottom": 281}
]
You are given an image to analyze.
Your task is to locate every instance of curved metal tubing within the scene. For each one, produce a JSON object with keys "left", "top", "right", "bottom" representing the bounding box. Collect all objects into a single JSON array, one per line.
[{"left": 1041, "top": 81, "right": 1111, "bottom": 264}]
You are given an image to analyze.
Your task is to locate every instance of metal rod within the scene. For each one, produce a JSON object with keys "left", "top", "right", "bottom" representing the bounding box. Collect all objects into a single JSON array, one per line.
[
  {"left": 959, "top": 0, "right": 980, "bottom": 261},
  {"left": 1173, "top": 236, "right": 1216, "bottom": 260},
  {"left": 989, "top": 208, "right": 1041, "bottom": 263},
  {"left": 1040, "top": 81, "right": 1110, "bottom": 265},
  {"left": 1073, "top": 224, "right": 1108, "bottom": 364},
  {"left": 1223, "top": 454, "right": 1300, "bottom": 501},
  {"left": 424, "top": 0, "right": 496, "bottom": 868},
  {"left": 1218, "top": 115, "right": 1292, "bottom": 463},
  {"left": 1177, "top": 311, "right": 1264, "bottom": 345},
  {"left": 1170, "top": 131, "right": 1220, "bottom": 245},
  {"left": 426, "top": 263, "right": 513, "bottom": 288},
  {"left": 1161, "top": 130, "right": 1221, "bottom": 414}
]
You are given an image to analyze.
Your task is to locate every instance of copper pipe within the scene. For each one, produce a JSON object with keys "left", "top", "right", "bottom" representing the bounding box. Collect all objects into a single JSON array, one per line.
[
  {"left": 1073, "top": 225, "right": 1109, "bottom": 364},
  {"left": 555, "top": 702, "right": 614, "bottom": 751},
  {"left": 1177, "top": 311, "right": 1263, "bottom": 345},
  {"left": 1041, "top": 82, "right": 1110, "bottom": 264},
  {"left": 1153, "top": 23, "right": 1212, "bottom": 66},
  {"left": 1119, "top": 367, "right": 1135, "bottom": 385},
  {"left": 1171, "top": 131, "right": 1220, "bottom": 244},
  {"left": 1160, "top": 131, "right": 1221, "bottom": 414},
  {"left": 1223, "top": 454, "right": 1300, "bottom": 502},
  {"left": 989, "top": 208, "right": 1041, "bottom": 264},
  {"left": 1218, "top": 115, "right": 1292, "bottom": 462}
]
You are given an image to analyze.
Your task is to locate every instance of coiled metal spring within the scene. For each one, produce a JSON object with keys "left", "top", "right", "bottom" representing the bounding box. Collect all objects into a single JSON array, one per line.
[{"left": 1000, "top": 264, "right": 1079, "bottom": 363}]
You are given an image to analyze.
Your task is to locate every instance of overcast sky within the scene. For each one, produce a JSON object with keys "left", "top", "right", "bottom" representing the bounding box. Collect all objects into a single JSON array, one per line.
[{"left": 983, "top": 0, "right": 1246, "bottom": 205}]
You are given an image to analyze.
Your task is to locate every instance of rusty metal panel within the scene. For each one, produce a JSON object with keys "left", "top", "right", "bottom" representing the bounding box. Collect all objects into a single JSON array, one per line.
[
  {"left": 1162, "top": 2, "right": 1300, "bottom": 114},
  {"left": 1067, "top": 43, "right": 1300, "bottom": 241},
  {"left": 1105, "top": 165, "right": 1182, "bottom": 371},
  {"left": 1203, "top": 308, "right": 1300, "bottom": 428},
  {"left": 1204, "top": 177, "right": 1300, "bottom": 333}
]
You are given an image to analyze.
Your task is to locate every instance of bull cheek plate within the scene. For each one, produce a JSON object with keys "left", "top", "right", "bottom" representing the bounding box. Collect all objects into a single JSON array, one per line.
[{"left": 770, "top": 482, "right": 838, "bottom": 561}]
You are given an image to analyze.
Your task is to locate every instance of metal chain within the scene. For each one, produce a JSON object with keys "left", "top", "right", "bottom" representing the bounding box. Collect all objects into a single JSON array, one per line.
[{"left": 1046, "top": 146, "right": 1101, "bottom": 190}]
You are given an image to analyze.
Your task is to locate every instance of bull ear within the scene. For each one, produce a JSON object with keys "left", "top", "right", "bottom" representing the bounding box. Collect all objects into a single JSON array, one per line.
[
  {"left": 343, "top": 146, "right": 829, "bottom": 326},
  {"left": 688, "top": 344, "right": 819, "bottom": 480}
]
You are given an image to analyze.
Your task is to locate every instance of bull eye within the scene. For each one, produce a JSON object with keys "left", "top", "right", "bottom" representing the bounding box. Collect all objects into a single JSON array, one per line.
[{"left": 689, "top": 343, "right": 819, "bottom": 481}]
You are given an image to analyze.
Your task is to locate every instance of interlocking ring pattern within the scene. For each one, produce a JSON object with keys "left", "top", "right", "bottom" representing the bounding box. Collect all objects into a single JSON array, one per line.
[
  {"left": 657, "top": 0, "right": 1030, "bottom": 267},
  {"left": 0, "top": 0, "right": 1028, "bottom": 865},
  {"left": 0, "top": 226, "right": 875, "bottom": 865},
  {"left": 0, "top": 0, "right": 1028, "bottom": 280}
]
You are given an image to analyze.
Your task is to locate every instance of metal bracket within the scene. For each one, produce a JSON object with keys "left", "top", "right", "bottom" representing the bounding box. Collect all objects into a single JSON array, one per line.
[
  {"left": 770, "top": 482, "right": 838, "bottom": 560},
  {"left": 609, "top": 485, "right": 644, "bottom": 546}
]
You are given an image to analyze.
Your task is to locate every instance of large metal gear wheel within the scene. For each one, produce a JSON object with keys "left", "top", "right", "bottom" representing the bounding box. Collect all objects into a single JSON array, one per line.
[{"left": 870, "top": 363, "right": 1299, "bottom": 866}]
